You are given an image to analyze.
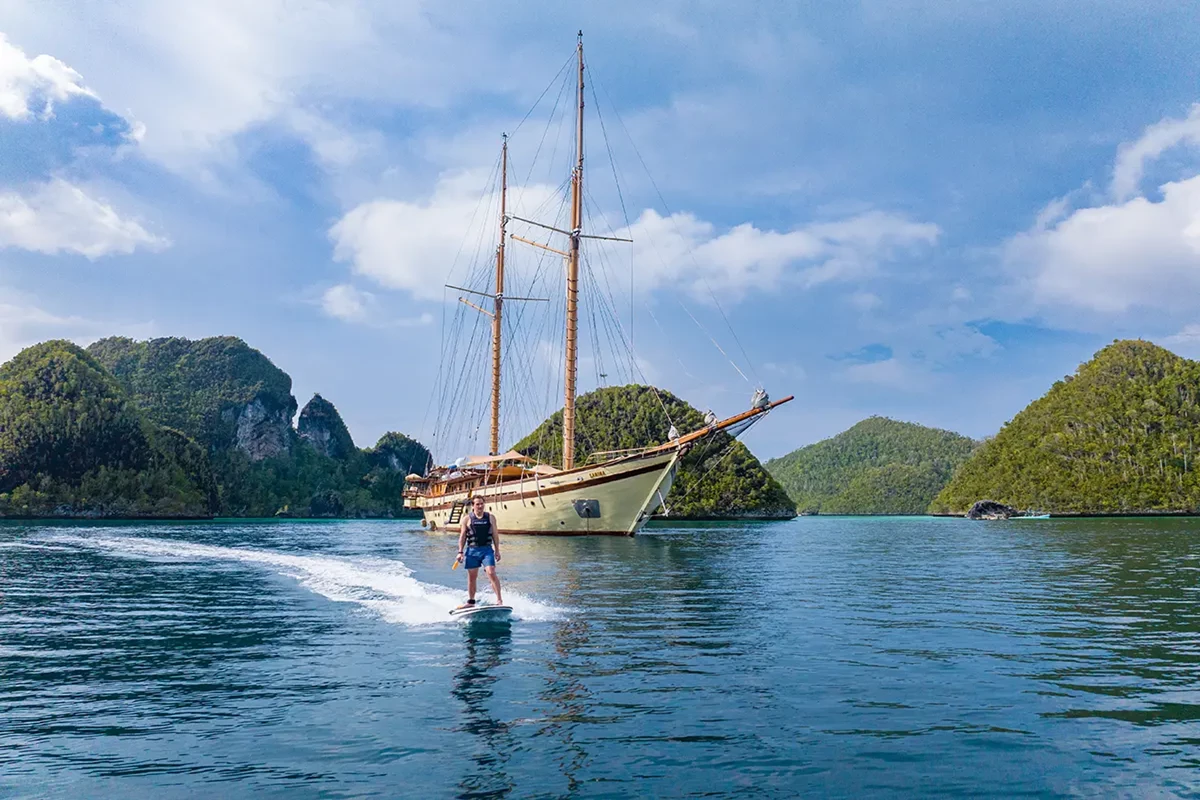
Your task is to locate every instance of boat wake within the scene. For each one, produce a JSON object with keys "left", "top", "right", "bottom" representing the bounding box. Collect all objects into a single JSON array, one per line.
[{"left": 43, "top": 534, "right": 563, "bottom": 627}]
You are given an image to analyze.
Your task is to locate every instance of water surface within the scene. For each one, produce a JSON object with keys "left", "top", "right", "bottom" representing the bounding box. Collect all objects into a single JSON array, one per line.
[{"left": 2, "top": 517, "right": 1198, "bottom": 797}]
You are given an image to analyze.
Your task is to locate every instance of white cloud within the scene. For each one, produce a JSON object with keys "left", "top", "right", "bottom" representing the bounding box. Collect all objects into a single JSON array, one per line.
[
  {"left": 623, "top": 209, "right": 938, "bottom": 299},
  {"left": 0, "top": 32, "right": 97, "bottom": 120},
  {"left": 330, "top": 171, "right": 561, "bottom": 301},
  {"left": 0, "top": 179, "right": 168, "bottom": 258},
  {"left": 1112, "top": 104, "right": 1200, "bottom": 201},
  {"left": 0, "top": 1, "right": 563, "bottom": 176},
  {"left": 332, "top": 170, "right": 938, "bottom": 304},
  {"left": 321, "top": 283, "right": 373, "bottom": 321},
  {"left": 1008, "top": 174, "right": 1200, "bottom": 313}
]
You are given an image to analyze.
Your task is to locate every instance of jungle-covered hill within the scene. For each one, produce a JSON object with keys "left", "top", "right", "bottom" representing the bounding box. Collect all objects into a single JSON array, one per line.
[
  {"left": 0, "top": 336, "right": 430, "bottom": 519},
  {"left": 766, "top": 417, "right": 977, "bottom": 514},
  {"left": 933, "top": 340, "right": 1200, "bottom": 514},
  {"left": 0, "top": 341, "right": 214, "bottom": 517},
  {"left": 513, "top": 385, "right": 796, "bottom": 519}
]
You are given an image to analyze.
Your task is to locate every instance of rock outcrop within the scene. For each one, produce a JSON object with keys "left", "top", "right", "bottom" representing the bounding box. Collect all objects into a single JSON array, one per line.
[
  {"left": 224, "top": 397, "right": 293, "bottom": 461},
  {"left": 297, "top": 394, "right": 356, "bottom": 460},
  {"left": 966, "top": 500, "right": 1016, "bottom": 520}
]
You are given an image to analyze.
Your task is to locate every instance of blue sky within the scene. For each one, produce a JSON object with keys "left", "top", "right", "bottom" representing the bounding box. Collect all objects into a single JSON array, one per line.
[{"left": 2, "top": 1, "right": 1200, "bottom": 462}]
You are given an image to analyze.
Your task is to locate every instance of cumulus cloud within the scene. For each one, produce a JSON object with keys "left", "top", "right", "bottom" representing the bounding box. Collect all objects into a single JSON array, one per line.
[
  {"left": 0, "top": 32, "right": 98, "bottom": 120},
  {"left": 321, "top": 283, "right": 373, "bottom": 321},
  {"left": 1007, "top": 104, "right": 1200, "bottom": 316},
  {"left": 330, "top": 171, "right": 561, "bottom": 300},
  {"left": 1008, "top": 174, "right": 1200, "bottom": 313},
  {"left": 623, "top": 208, "right": 938, "bottom": 299},
  {"left": 0, "top": 179, "right": 168, "bottom": 258},
  {"left": 1112, "top": 104, "right": 1200, "bottom": 201},
  {"left": 318, "top": 283, "right": 433, "bottom": 328},
  {"left": 332, "top": 171, "right": 938, "bottom": 303}
]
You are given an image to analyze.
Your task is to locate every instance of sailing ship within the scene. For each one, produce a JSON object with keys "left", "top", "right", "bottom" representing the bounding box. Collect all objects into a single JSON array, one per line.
[{"left": 403, "top": 34, "right": 792, "bottom": 535}]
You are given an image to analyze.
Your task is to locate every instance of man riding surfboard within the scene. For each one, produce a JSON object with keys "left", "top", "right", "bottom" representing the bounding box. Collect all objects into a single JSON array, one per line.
[{"left": 455, "top": 495, "right": 503, "bottom": 607}]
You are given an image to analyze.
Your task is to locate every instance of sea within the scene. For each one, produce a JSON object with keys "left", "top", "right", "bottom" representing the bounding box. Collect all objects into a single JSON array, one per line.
[{"left": 1, "top": 516, "right": 1198, "bottom": 798}]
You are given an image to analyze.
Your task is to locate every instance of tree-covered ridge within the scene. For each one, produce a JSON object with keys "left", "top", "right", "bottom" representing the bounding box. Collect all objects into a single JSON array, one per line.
[
  {"left": 87, "top": 336, "right": 296, "bottom": 451},
  {"left": 513, "top": 385, "right": 795, "bottom": 519},
  {"left": 766, "top": 416, "right": 977, "bottom": 514},
  {"left": 1, "top": 337, "right": 432, "bottom": 519},
  {"left": 0, "top": 341, "right": 213, "bottom": 517},
  {"left": 932, "top": 340, "right": 1200, "bottom": 514}
]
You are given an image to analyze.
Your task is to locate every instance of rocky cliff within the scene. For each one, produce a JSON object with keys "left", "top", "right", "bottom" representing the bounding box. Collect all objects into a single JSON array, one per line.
[{"left": 297, "top": 394, "right": 356, "bottom": 460}]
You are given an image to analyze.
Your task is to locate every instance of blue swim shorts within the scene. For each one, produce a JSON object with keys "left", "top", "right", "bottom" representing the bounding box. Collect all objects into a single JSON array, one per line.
[{"left": 463, "top": 545, "right": 495, "bottom": 569}]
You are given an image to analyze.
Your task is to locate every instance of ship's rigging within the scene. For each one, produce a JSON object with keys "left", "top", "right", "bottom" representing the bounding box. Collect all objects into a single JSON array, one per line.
[{"left": 420, "top": 33, "right": 775, "bottom": 479}]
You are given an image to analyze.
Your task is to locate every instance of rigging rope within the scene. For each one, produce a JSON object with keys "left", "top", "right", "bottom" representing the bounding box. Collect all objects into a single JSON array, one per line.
[{"left": 591, "top": 70, "right": 761, "bottom": 388}]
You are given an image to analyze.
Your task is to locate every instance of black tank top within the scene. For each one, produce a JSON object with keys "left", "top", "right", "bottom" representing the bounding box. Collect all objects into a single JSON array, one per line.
[{"left": 467, "top": 511, "right": 493, "bottom": 548}]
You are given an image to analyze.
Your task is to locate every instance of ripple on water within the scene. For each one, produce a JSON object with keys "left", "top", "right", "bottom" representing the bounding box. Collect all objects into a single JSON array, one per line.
[{"left": 2, "top": 518, "right": 1199, "bottom": 797}]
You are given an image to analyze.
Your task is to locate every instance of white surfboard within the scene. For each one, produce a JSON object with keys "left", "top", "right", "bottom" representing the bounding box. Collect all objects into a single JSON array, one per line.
[{"left": 449, "top": 603, "right": 513, "bottom": 622}]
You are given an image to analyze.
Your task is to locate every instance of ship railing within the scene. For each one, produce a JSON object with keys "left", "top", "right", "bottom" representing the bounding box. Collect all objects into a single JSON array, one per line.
[{"left": 585, "top": 446, "right": 658, "bottom": 463}]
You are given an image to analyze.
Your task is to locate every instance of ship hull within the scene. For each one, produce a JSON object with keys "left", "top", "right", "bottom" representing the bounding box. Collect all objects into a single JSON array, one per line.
[{"left": 411, "top": 451, "right": 679, "bottom": 536}]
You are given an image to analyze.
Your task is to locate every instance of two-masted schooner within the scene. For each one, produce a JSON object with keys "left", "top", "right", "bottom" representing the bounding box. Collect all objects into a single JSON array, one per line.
[{"left": 403, "top": 34, "right": 792, "bottom": 535}]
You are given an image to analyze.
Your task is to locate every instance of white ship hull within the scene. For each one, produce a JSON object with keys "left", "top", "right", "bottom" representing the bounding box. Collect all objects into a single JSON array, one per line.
[{"left": 411, "top": 451, "right": 679, "bottom": 536}]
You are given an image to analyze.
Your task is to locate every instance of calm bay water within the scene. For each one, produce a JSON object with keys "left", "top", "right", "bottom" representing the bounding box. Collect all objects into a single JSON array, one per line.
[{"left": 1, "top": 516, "right": 1199, "bottom": 798}]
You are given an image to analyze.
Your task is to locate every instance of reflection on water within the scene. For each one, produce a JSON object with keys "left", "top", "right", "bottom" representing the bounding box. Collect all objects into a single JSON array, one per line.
[
  {"left": 452, "top": 627, "right": 514, "bottom": 799},
  {"left": 3, "top": 517, "right": 1200, "bottom": 797}
]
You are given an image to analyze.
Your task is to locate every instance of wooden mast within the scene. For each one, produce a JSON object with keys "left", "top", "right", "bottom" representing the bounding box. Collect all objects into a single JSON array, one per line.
[
  {"left": 489, "top": 135, "right": 508, "bottom": 456},
  {"left": 563, "top": 31, "right": 584, "bottom": 470}
]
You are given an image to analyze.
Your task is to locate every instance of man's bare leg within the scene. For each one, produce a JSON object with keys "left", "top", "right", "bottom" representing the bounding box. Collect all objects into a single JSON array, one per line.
[
  {"left": 484, "top": 565, "right": 502, "bottom": 604},
  {"left": 467, "top": 568, "right": 478, "bottom": 603}
]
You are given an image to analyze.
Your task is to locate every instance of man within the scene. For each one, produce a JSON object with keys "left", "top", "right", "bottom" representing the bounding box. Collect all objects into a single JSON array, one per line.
[{"left": 455, "top": 495, "right": 503, "bottom": 607}]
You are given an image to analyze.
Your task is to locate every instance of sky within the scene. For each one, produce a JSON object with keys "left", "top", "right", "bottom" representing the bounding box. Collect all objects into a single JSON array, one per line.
[{"left": 2, "top": 1, "right": 1200, "bottom": 462}]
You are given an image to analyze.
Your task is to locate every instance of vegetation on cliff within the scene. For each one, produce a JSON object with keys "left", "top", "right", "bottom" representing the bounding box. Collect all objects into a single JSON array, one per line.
[
  {"left": 933, "top": 340, "right": 1200, "bottom": 514},
  {"left": 87, "top": 336, "right": 296, "bottom": 453},
  {"left": 514, "top": 385, "right": 795, "bottom": 518},
  {"left": 766, "top": 417, "right": 976, "bottom": 514},
  {"left": 0, "top": 336, "right": 430, "bottom": 518},
  {"left": 0, "top": 341, "right": 213, "bottom": 517}
]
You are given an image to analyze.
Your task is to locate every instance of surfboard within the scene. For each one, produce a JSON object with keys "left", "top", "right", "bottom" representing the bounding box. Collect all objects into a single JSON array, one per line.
[{"left": 449, "top": 603, "right": 513, "bottom": 622}]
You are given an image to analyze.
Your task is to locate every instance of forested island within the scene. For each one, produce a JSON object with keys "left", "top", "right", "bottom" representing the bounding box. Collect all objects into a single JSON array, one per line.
[
  {"left": 932, "top": 340, "right": 1200, "bottom": 515},
  {"left": 766, "top": 417, "right": 977, "bottom": 515}
]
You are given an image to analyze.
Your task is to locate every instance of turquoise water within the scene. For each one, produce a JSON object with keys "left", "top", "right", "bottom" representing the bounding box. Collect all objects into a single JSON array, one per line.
[{"left": 2, "top": 517, "right": 1198, "bottom": 798}]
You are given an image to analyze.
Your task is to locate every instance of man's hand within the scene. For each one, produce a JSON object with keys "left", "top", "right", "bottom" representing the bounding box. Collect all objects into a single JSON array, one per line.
[{"left": 494, "top": 551, "right": 501, "bottom": 562}]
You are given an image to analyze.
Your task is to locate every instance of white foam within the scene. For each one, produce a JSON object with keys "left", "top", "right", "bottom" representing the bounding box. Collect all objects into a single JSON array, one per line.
[{"left": 43, "top": 534, "right": 563, "bottom": 627}]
